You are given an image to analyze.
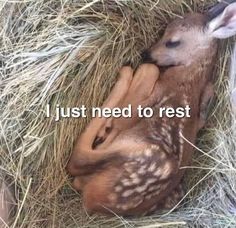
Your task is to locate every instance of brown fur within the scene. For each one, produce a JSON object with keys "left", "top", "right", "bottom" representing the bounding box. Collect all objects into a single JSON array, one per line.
[{"left": 67, "top": 13, "right": 219, "bottom": 216}]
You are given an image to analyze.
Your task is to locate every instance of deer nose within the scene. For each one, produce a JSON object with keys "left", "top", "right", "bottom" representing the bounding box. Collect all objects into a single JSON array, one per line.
[{"left": 141, "top": 50, "right": 153, "bottom": 63}]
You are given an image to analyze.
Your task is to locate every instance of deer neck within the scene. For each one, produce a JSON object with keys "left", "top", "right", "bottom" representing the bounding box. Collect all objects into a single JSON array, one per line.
[{"left": 163, "top": 47, "right": 217, "bottom": 89}]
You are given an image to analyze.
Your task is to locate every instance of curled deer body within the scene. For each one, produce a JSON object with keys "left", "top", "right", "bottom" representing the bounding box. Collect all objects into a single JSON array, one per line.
[{"left": 67, "top": 2, "right": 236, "bottom": 216}]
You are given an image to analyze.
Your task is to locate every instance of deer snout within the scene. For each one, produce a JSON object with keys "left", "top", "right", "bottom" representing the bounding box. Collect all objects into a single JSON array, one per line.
[
  {"left": 141, "top": 50, "right": 155, "bottom": 63},
  {"left": 141, "top": 48, "right": 172, "bottom": 66}
]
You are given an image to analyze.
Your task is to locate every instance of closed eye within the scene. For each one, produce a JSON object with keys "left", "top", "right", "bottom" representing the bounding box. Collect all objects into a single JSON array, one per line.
[{"left": 165, "top": 40, "right": 181, "bottom": 48}]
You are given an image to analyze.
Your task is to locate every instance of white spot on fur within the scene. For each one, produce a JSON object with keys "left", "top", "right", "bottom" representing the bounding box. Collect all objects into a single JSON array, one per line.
[
  {"left": 138, "top": 165, "right": 147, "bottom": 175},
  {"left": 160, "top": 161, "right": 172, "bottom": 179},
  {"left": 151, "top": 145, "right": 159, "bottom": 150},
  {"left": 130, "top": 173, "right": 138, "bottom": 179},
  {"left": 125, "top": 166, "right": 133, "bottom": 173},
  {"left": 136, "top": 182, "right": 149, "bottom": 193},
  {"left": 122, "top": 190, "right": 134, "bottom": 198},
  {"left": 136, "top": 157, "right": 145, "bottom": 164},
  {"left": 144, "top": 148, "right": 153, "bottom": 157},
  {"left": 132, "top": 178, "right": 141, "bottom": 185},
  {"left": 115, "top": 186, "right": 123, "bottom": 192},
  {"left": 148, "top": 163, "right": 156, "bottom": 172},
  {"left": 154, "top": 168, "right": 162, "bottom": 177},
  {"left": 121, "top": 179, "right": 132, "bottom": 187},
  {"left": 146, "top": 178, "right": 157, "bottom": 185}
]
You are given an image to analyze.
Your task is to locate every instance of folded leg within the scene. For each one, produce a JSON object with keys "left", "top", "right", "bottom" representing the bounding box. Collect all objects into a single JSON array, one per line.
[
  {"left": 67, "top": 64, "right": 160, "bottom": 176},
  {"left": 96, "top": 64, "right": 160, "bottom": 149},
  {"left": 145, "top": 184, "right": 185, "bottom": 215},
  {"left": 67, "top": 66, "right": 133, "bottom": 175},
  {"left": 113, "top": 64, "right": 160, "bottom": 129}
]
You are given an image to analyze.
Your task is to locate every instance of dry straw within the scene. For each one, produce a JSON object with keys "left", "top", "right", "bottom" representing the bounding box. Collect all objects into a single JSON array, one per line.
[{"left": 0, "top": 0, "right": 235, "bottom": 227}]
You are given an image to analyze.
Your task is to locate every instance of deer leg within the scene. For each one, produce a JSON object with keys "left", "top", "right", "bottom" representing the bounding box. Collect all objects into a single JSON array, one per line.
[
  {"left": 121, "top": 64, "right": 160, "bottom": 107},
  {"left": 91, "top": 66, "right": 135, "bottom": 148},
  {"left": 145, "top": 183, "right": 185, "bottom": 215},
  {"left": 76, "top": 66, "right": 133, "bottom": 149},
  {"left": 198, "top": 83, "right": 214, "bottom": 130},
  {"left": 67, "top": 66, "right": 133, "bottom": 176},
  {"left": 162, "top": 184, "right": 185, "bottom": 210},
  {"left": 110, "top": 64, "right": 160, "bottom": 131},
  {"left": 96, "top": 64, "right": 160, "bottom": 149},
  {"left": 67, "top": 64, "right": 160, "bottom": 176}
]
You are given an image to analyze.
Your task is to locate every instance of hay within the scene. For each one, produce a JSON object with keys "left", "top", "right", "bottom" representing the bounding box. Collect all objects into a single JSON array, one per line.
[{"left": 0, "top": 0, "right": 236, "bottom": 227}]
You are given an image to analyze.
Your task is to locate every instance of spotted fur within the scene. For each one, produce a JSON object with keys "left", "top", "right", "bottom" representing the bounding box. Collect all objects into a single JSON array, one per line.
[{"left": 67, "top": 1, "right": 236, "bottom": 216}]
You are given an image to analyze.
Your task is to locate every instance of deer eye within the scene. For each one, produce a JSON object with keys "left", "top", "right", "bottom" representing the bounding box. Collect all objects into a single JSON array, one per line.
[{"left": 165, "top": 40, "right": 181, "bottom": 48}]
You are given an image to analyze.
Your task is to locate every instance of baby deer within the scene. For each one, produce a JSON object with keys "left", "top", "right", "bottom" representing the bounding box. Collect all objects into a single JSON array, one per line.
[{"left": 67, "top": 1, "right": 236, "bottom": 216}]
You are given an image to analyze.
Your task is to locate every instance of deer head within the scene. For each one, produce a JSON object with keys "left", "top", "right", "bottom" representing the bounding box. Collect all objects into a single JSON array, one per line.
[{"left": 142, "top": 2, "right": 236, "bottom": 67}]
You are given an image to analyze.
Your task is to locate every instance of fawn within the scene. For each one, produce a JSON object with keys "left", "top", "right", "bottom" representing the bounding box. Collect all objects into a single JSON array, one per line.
[{"left": 67, "top": 1, "right": 236, "bottom": 216}]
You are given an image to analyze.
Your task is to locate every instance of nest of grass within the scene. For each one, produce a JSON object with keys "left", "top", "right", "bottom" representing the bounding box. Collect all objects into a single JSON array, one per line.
[{"left": 0, "top": 0, "right": 236, "bottom": 227}]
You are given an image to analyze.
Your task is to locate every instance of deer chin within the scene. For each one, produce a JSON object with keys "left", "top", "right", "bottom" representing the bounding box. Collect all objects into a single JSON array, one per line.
[
  {"left": 151, "top": 54, "right": 179, "bottom": 67},
  {"left": 156, "top": 61, "right": 183, "bottom": 69},
  {"left": 156, "top": 62, "right": 184, "bottom": 74}
]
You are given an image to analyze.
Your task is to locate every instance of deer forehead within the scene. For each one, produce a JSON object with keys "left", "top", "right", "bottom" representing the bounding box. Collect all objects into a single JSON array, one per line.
[
  {"left": 162, "top": 13, "right": 211, "bottom": 43},
  {"left": 163, "top": 26, "right": 210, "bottom": 45},
  {"left": 167, "top": 13, "right": 207, "bottom": 30}
]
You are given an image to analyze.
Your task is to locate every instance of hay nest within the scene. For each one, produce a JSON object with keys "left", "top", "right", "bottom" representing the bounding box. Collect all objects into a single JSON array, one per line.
[{"left": 0, "top": 0, "right": 236, "bottom": 227}]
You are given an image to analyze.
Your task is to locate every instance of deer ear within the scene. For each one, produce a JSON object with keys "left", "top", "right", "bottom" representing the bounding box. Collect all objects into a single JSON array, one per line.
[{"left": 208, "top": 3, "right": 236, "bottom": 39}]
